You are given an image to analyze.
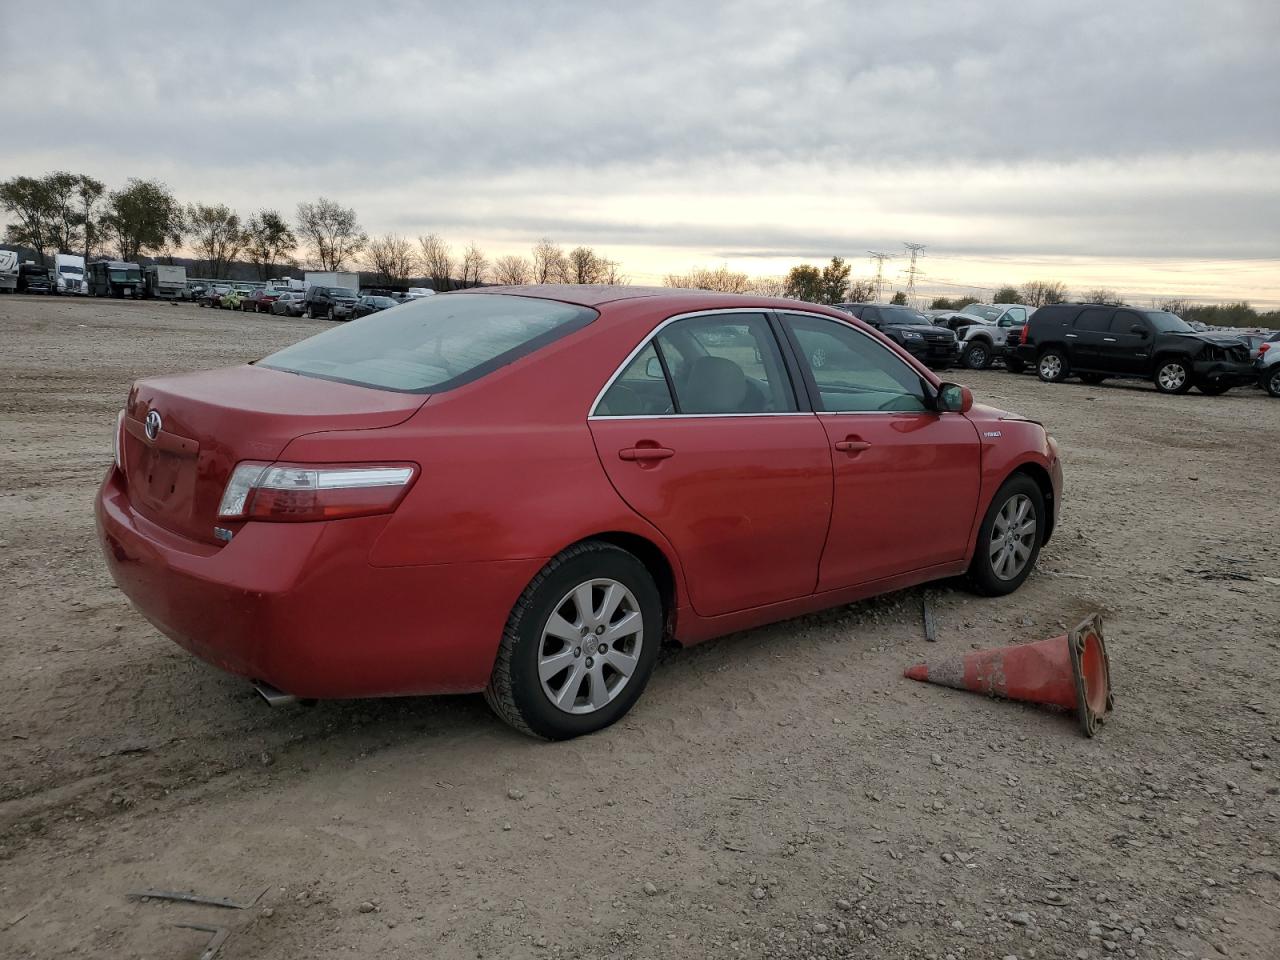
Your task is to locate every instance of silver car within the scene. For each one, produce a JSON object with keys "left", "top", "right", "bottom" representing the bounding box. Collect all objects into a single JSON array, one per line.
[{"left": 958, "top": 303, "right": 1031, "bottom": 370}]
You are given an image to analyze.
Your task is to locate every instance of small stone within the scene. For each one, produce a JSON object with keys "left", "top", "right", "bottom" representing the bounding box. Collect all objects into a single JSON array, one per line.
[
  {"left": 1010, "top": 911, "right": 1032, "bottom": 926},
  {"left": 535, "top": 935, "right": 548, "bottom": 948},
  {"left": 752, "top": 887, "right": 766, "bottom": 901},
  {"left": 358, "top": 901, "right": 376, "bottom": 914},
  {"left": 260, "top": 907, "right": 274, "bottom": 918},
  {"left": 1174, "top": 916, "right": 1189, "bottom": 930},
  {"left": 941, "top": 852, "right": 957, "bottom": 864},
  {"left": 502, "top": 822, "right": 512, "bottom": 831},
  {"left": 1250, "top": 761, "right": 1265, "bottom": 771},
  {"left": 931, "top": 753, "right": 943, "bottom": 766},
  {"left": 260, "top": 751, "right": 274, "bottom": 766},
  {"left": 835, "top": 898, "right": 852, "bottom": 910},
  {"left": 507, "top": 787, "right": 526, "bottom": 800},
  {"left": 813, "top": 922, "right": 829, "bottom": 934},
  {"left": 1131, "top": 927, "right": 1145, "bottom": 939},
  {"left": 642, "top": 881, "right": 658, "bottom": 896}
]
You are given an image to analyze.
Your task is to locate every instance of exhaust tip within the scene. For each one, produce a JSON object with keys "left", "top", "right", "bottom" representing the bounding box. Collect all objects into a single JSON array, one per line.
[{"left": 252, "top": 680, "right": 298, "bottom": 707}]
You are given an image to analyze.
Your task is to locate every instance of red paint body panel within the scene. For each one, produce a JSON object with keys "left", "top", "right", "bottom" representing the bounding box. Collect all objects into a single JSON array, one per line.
[
  {"left": 94, "top": 289, "right": 1064, "bottom": 699},
  {"left": 589, "top": 415, "right": 832, "bottom": 616},
  {"left": 815, "top": 411, "right": 981, "bottom": 590}
]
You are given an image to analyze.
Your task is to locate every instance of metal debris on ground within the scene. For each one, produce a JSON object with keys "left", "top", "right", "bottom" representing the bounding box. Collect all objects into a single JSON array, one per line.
[
  {"left": 173, "top": 922, "right": 229, "bottom": 960},
  {"left": 129, "top": 886, "right": 268, "bottom": 910},
  {"left": 921, "top": 597, "right": 938, "bottom": 642}
]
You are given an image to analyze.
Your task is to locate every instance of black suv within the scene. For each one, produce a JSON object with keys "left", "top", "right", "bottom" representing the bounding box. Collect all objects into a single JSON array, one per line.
[
  {"left": 1014, "top": 304, "right": 1254, "bottom": 395},
  {"left": 835, "top": 303, "right": 960, "bottom": 368},
  {"left": 303, "top": 285, "right": 359, "bottom": 321}
]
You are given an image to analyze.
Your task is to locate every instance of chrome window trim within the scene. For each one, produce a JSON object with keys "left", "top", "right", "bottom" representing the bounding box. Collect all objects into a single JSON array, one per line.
[{"left": 588, "top": 307, "right": 800, "bottom": 420}]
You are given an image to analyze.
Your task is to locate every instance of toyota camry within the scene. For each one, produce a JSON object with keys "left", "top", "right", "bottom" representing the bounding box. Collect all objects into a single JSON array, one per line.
[{"left": 96, "top": 286, "right": 1063, "bottom": 739}]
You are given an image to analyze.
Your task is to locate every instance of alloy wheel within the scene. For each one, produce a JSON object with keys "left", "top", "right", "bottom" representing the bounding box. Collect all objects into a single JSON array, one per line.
[
  {"left": 989, "top": 493, "right": 1037, "bottom": 581},
  {"left": 1039, "top": 354, "right": 1061, "bottom": 379},
  {"left": 539, "top": 579, "right": 644, "bottom": 715},
  {"left": 1158, "top": 362, "right": 1186, "bottom": 391}
]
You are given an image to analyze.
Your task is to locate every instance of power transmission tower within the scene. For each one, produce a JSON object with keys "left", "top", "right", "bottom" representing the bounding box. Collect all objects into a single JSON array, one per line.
[
  {"left": 903, "top": 242, "right": 926, "bottom": 306},
  {"left": 868, "top": 251, "right": 893, "bottom": 302}
]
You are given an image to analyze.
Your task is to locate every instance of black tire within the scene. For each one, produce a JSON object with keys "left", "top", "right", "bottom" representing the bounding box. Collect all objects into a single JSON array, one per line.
[
  {"left": 1264, "top": 365, "right": 1280, "bottom": 398},
  {"left": 1154, "top": 356, "right": 1194, "bottom": 394},
  {"left": 327, "top": 306, "right": 335, "bottom": 322},
  {"left": 966, "top": 474, "right": 1046, "bottom": 597},
  {"left": 305, "top": 305, "right": 314, "bottom": 320},
  {"left": 1196, "top": 382, "right": 1230, "bottom": 395},
  {"left": 1037, "top": 347, "right": 1069, "bottom": 383},
  {"left": 484, "top": 541, "right": 662, "bottom": 740},
  {"left": 962, "top": 340, "right": 993, "bottom": 370},
  {"left": 1079, "top": 373, "right": 1107, "bottom": 385},
  {"left": 1005, "top": 358, "right": 1026, "bottom": 374}
]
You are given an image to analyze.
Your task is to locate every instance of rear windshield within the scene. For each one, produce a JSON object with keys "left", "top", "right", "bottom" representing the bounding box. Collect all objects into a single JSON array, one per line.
[{"left": 260, "top": 293, "right": 597, "bottom": 393}]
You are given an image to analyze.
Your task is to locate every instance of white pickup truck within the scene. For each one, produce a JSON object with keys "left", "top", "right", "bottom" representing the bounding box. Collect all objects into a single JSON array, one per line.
[{"left": 956, "top": 303, "right": 1031, "bottom": 370}]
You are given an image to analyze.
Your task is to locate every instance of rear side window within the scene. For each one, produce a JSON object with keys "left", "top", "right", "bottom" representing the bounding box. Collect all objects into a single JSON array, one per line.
[
  {"left": 1074, "top": 308, "right": 1112, "bottom": 332},
  {"left": 655, "top": 314, "right": 797, "bottom": 414},
  {"left": 261, "top": 293, "right": 596, "bottom": 393}
]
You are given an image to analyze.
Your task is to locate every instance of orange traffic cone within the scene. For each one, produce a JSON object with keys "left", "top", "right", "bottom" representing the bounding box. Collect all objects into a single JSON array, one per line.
[{"left": 904, "top": 613, "right": 1113, "bottom": 737}]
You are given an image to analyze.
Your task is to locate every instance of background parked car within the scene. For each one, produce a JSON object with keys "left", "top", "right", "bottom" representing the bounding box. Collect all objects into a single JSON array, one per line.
[
  {"left": 834, "top": 303, "right": 960, "bottom": 369},
  {"left": 955, "top": 303, "right": 1031, "bottom": 370},
  {"left": 351, "top": 295, "right": 398, "bottom": 318},
  {"left": 198, "top": 284, "right": 233, "bottom": 308},
  {"left": 269, "top": 291, "right": 306, "bottom": 317},
  {"left": 239, "top": 289, "right": 282, "bottom": 313},
  {"left": 304, "top": 285, "right": 359, "bottom": 320},
  {"left": 932, "top": 311, "right": 977, "bottom": 333},
  {"left": 1016, "top": 303, "right": 1255, "bottom": 394},
  {"left": 1257, "top": 339, "right": 1280, "bottom": 397},
  {"left": 221, "top": 289, "right": 246, "bottom": 310}
]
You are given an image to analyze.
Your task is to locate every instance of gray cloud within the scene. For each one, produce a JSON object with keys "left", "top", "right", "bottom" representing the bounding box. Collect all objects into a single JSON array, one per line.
[{"left": 3, "top": 0, "right": 1278, "bottom": 287}]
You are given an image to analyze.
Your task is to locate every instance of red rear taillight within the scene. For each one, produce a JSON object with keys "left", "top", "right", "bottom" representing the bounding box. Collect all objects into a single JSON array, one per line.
[
  {"left": 1260, "top": 342, "right": 1271, "bottom": 356},
  {"left": 217, "top": 462, "right": 418, "bottom": 522}
]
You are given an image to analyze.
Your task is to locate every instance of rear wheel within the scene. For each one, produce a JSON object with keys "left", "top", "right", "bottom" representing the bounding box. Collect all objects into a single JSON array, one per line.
[
  {"left": 963, "top": 341, "right": 993, "bottom": 370},
  {"left": 1154, "top": 357, "right": 1193, "bottom": 394},
  {"left": 967, "top": 475, "right": 1045, "bottom": 597},
  {"left": 485, "top": 541, "right": 662, "bottom": 740},
  {"left": 1037, "top": 348, "right": 1069, "bottom": 383}
]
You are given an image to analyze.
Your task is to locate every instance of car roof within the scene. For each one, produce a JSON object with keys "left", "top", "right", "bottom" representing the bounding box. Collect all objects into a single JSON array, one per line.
[{"left": 455, "top": 284, "right": 848, "bottom": 316}]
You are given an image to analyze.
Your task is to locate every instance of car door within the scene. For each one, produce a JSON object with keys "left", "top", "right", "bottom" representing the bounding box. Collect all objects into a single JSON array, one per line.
[
  {"left": 1103, "top": 309, "right": 1153, "bottom": 375},
  {"left": 588, "top": 310, "right": 833, "bottom": 618},
  {"left": 1067, "top": 307, "right": 1113, "bottom": 369},
  {"left": 778, "top": 311, "right": 981, "bottom": 590}
]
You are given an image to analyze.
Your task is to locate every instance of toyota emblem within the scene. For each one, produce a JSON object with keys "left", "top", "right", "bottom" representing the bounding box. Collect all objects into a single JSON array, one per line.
[{"left": 144, "top": 410, "right": 162, "bottom": 442}]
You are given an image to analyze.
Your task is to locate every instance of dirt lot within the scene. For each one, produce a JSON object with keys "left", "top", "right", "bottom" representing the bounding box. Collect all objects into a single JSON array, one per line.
[{"left": 0, "top": 294, "right": 1277, "bottom": 960}]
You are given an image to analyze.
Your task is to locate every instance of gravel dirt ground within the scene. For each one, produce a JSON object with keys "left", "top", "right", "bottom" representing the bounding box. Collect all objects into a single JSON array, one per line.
[{"left": 1, "top": 294, "right": 1277, "bottom": 960}]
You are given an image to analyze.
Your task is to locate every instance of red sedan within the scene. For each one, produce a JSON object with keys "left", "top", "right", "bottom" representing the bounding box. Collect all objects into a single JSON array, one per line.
[{"left": 96, "top": 287, "right": 1063, "bottom": 739}]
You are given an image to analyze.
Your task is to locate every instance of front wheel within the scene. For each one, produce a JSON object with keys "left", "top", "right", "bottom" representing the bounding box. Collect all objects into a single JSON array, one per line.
[
  {"left": 967, "top": 474, "right": 1045, "bottom": 597},
  {"left": 962, "top": 341, "right": 992, "bottom": 370},
  {"left": 327, "top": 306, "right": 335, "bottom": 321},
  {"left": 1037, "top": 348, "right": 1069, "bottom": 383},
  {"left": 1264, "top": 365, "right": 1280, "bottom": 398},
  {"left": 485, "top": 541, "right": 662, "bottom": 740},
  {"left": 1154, "top": 357, "right": 1193, "bottom": 394}
]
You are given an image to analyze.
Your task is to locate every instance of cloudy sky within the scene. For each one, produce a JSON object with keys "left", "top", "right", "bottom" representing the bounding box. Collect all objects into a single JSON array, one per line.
[{"left": 4, "top": 0, "right": 1278, "bottom": 304}]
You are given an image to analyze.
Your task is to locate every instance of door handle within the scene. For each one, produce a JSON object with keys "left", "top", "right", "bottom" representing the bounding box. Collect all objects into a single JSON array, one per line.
[
  {"left": 1102, "top": 337, "right": 1117, "bottom": 342},
  {"left": 1065, "top": 333, "right": 1078, "bottom": 338},
  {"left": 834, "top": 438, "right": 872, "bottom": 454},
  {"left": 619, "top": 446, "right": 674, "bottom": 462}
]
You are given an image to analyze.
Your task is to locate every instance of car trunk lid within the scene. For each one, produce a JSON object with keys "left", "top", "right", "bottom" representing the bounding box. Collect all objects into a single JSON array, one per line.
[{"left": 121, "top": 364, "right": 426, "bottom": 544}]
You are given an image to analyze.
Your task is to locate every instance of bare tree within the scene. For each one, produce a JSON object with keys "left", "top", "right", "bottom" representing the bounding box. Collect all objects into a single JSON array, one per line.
[
  {"left": 532, "top": 237, "right": 567, "bottom": 283},
  {"left": 566, "top": 245, "right": 608, "bottom": 284},
  {"left": 186, "top": 203, "right": 248, "bottom": 279},
  {"left": 418, "top": 233, "right": 453, "bottom": 291},
  {"left": 366, "top": 233, "right": 419, "bottom": 285},
  {"left": 748, "top": 276, "right": 788, "bottom": 297},
  {"left": 491, "top": 254, "right": 532, "bottom": 285},
  {"left": 1082, "top": 287, "right": 1123, "bottom": 305},
  {"left": 295, "top": 197, "right": 367, "bottom": 271},
  {"left": 846, "top": 278, "right": 876, "bottom": 302},
  {"left": 1020, "top": 279, "right": 1069, "bottom": 307},
  {"left": 458, "top": 242, "right": 487, "bottom": 288},
  {"left": 600, "top": 258, "right": 628, "bottom": 285},
  {"left": 665, "top": 264, "right": 751, "bottom": 292}
]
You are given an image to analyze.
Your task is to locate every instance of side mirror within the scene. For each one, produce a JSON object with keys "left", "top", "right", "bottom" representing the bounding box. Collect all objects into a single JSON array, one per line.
[
  {"left": 1130, "top": 324, "right": 1147, "bottom": 337},
  {"left": 936, "top": 382, "right": 973, "bottom": 414},
  {"left": 645, "top": 356, "right": 663, "bottom": 379}
]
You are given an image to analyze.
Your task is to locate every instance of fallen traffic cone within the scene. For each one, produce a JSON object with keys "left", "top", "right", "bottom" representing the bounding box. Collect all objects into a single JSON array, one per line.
[{"left": 904, "top": 613, "right": 1113, "bottom": 737}]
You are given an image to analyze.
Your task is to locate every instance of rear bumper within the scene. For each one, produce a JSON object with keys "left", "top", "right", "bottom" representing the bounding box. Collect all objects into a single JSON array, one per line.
[
  {"left": 1193, "top": 359, "right": 1255, "bottom": 387},
  {"left": 95, "top": 467, "right": 544, "bottom": 699}
]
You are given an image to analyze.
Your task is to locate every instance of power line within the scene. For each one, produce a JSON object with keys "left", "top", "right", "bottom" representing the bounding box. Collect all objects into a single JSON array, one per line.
[
  {"left": 868, "top": 251, "right": 894, "bottom": 302},
  {"left": 903, "top": 242, "right": 926, "bottom": 306}
]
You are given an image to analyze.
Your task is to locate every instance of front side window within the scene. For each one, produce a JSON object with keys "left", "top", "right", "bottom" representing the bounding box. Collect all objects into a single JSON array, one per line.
[
  {"left": 1112, "top": 309, "right": 1146, "bottom": 334},
  {"left": 783, "top": 313, "right": 929, "bottom": 413},
  {"left": 261, "top": 293, "right": 596, "bottom": 393},
  {"left": 653, "top": 313, "right": 797, "bottom": 414}
]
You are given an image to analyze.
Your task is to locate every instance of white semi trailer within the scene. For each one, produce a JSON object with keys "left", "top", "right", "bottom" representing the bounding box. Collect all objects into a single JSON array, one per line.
[{"left": 0, "top": 250, "right": 18, "bottom": 293}]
